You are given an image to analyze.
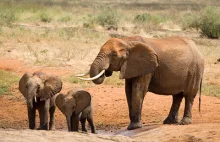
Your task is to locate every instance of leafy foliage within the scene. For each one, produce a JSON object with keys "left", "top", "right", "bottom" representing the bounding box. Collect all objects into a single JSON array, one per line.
[
  {"left": 96, "top": 8, "right": 120, "bottom": 28},
  {"left": 199, "top": 7, "right": 220, "bottom": 39}
]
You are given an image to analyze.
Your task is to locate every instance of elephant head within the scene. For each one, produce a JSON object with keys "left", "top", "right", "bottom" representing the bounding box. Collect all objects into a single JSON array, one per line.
[
  {"left": 77, "top": 36, "right": 158, "bottom": 84},
  {"left": 19, "top": 71, "right": 62, "bottom": 109},
  {"left": 55, "top": 90, "right": 91, "bottom": 131}
]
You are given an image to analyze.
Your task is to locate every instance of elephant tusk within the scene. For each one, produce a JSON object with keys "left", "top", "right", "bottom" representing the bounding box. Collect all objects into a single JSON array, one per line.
[
  {"left": 77, "top": 70, "right": 105, "bottom": 81},
  {"left": 34, "top": 96, "right": 37, "bottom": 103},
  {"left": 75, "top": 70, "right": 90, "bottom": 77}
]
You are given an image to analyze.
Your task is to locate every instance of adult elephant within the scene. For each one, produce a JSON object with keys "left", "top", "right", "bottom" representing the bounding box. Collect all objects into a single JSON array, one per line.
[
  {"left": 77, "top": 36, "right": 204, "bottom": 130},
  {"left": 19, "top": 71, "right": 62, "bottom": 130}
]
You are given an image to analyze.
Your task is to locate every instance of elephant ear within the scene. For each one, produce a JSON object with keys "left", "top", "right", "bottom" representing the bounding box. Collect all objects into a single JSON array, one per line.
[
  {"left": 19, "top": 72, "right": 33, "bottom": 99},
  {"left": 55, "top": 93, "right": 65, "bottom": 114},
  {"left": 73, "top": 91, "right": 91, "bottom": 115},
  {"left": 38, "top": 75, "right": 62, "bottom": 101},
  {"left": 120, "top": 41, "right": 158, "bottom": 79}
]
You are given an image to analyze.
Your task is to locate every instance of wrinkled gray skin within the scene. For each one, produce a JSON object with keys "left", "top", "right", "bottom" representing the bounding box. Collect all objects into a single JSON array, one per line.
[
  {"left": 56, "top": 90, "right": 96, "bottom": 133},
  {"left": 19, "top": 71, "right": 62, "bottom": 130},
  {"left": 89, "top": 36, "right": 204, "bottom": 130}
]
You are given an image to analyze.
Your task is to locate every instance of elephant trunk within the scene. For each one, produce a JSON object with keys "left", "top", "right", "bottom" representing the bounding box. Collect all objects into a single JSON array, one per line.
[
  {"left": 27, "top": 99, "right": 34, "bottom": 109},
  {"left": 90, "top": 52, "right": 109, "bottom": 84},
  {"left": 26, "top": 88, "right": 38, "bottom": 109},
  {"left": 66, "top": 116, "right": 72, "bottom": 131}
]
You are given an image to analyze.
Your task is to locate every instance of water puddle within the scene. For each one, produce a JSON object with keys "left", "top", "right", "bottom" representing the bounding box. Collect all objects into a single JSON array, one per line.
[{"left": 97, "top": 124, "right": 161, "bottom": 137}]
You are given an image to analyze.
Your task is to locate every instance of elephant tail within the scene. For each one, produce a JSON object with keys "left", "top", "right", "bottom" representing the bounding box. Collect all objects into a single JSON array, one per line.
[{"left": 199, "top": 78, "right": 203, "bottom": 112}]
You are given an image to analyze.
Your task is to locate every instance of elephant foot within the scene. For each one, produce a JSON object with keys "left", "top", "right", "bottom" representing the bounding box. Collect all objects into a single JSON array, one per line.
[
  {"left": 49, "top": 126, "right": 56, "bottom": 131},
  {"left": 127, "top": 122, "right": 142, "bottom": 130},
  {"left": 82, "top": 128, "right": 87, "bottom": 132},
  {"left": 163, "top": 117, "right": 178, "bottom": 124},
  {"left": 179, "top": 117, "right": 192, "bottom": 125},
  {"left": 92, "top": 130, "right": 97, "bottom": 134}
]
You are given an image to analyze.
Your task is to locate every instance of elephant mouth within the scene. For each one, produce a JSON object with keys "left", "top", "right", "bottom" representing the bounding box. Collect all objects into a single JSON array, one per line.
[{"left": 105, "top": 67, "right": 113, "bottom": 77}]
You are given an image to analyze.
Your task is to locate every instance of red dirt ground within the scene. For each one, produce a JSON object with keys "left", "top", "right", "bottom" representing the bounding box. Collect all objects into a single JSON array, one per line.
[{"left": 0, "top": 58, "right": 220, "bottom": 141}]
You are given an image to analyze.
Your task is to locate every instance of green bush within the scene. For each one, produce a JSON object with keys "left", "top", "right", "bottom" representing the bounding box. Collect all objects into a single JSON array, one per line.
[
  {"left": 0, "top": 70, "right": 19, "bottom": 95},
  {"left": 96, "top": 8, "right": 120, "bottom": 28},
  {"left": 134, "top": 13, "right": 151, "bottom": 24},
  {"left": 181, "top": 7, "right": 220, "bottom": 39},
  {"left": 0, "top": 9, "right": 17, "bottom": 26},
  {"left": 134, "top": 13, "right": 167, "bottom": 24},
  {"left": 83, "top": 15, "right": 97, "bottom": 28},
  {"left": 181, "top": 13, "right": 200, "bottom": 30},
  {"left": 199, "top": 7, "right": 220, "bottom": 39},
  {"left": 59, "top": 15, "right": 72, "bottom": 22},
  {"left": 40, "top": 12, "right": 52, "bottom": 22},
  {"left": 203, "top": 83, "right": 220, "bottom": 98}
]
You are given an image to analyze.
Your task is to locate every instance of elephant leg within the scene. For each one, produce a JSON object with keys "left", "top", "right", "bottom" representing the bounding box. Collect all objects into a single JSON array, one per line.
[
  {"left": 125, "top": 74, "right": 151, "bottom": 130},
  {"left": 71, "top": 114, "right": 80, "bottom": 132},
  {"left": 164, "top": 92, "right": 183, "bottom": 124},
  {"left": 38, "top": 101, "right": 49, "bottom": 130},
  {"left": 27, "top": 107, "right": 36, "bottom": 129},
  {"left": 49, "top": 105, "right": 55, "bottom": 130},
  {"left": 80, "top": 117, "right": 87, "bottom": 132},
  {"left": 179, "top": 94, "right": 195, "bottom": 125},
  {"left": 87, "top": 112, "right": 96, "bottom": 133}
]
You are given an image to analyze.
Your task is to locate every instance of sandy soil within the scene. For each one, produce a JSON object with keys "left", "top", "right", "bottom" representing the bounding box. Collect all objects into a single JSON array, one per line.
[{"left": 0, "top": 58, "right": 220, "bottom": 142}]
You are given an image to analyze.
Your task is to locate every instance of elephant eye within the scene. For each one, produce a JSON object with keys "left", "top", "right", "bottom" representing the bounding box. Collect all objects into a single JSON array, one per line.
[{"left": 112, "top": 52, "right": 117, "bottom": 57}]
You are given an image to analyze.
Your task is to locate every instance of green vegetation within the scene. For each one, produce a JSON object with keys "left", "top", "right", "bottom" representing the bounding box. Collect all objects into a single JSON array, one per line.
[
  {"left": 0, "top": 8, "right": 17, "bottom": 26},
  {"left": 182, "top": 6, "right": 220, "bottom": 39},
  {"left": 134, "top": 13, "right": 167, "bottom": 25},
  {"left": 0, "top": 0, "right": 219, "bottom": 39},
  {"left": 181, "top": 12, "right": 200, "bottom": 31},
  {"left": 83, "top": 8, "right": 120, "bottom": 29},
  {"left": 96, "top": 8, "right": 120, "bottom": 28},
  {"left": 199, "top": 7, "right": 220, "bottom": 39},
  {"left": 104, "top": 72, "right": 124, "bottom": 87},
  {"left": 202, "top": 83, "right": 220, "bottom": 98},
  {"left": 0, "top": 70, "right": 19, "bottom": 95},
  {"left": 64, "top": 75, "right": 91, "bottom": 86},
  {"left": 40, "top": 12, "right": 52, "bottom": 23}
]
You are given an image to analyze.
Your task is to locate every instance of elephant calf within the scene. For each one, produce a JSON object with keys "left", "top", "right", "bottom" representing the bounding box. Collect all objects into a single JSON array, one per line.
[
  {"left": 55, "top": 90, "right": 96, "bottom": 133},
  {"left": 19, "top": 71, "right": 62, "bottom": 130}
]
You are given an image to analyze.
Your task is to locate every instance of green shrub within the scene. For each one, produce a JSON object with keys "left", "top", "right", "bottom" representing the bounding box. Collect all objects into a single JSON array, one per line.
[
  {"left": 40, "top": 12, "right": 52, "bottom": 22},
  {"left": 134, "top": 13, "right": 151, "bottom": 24},
  {"left": 83, "top": 15, "right": 97, "bottom": 28},
  {"left": 0, "top": 9, "right": 17, "bottom": 26},
  {"left": 0, "top": 70, "right": 19, "bottom": 95},
  {"left": 181, "top": 13, "right": 200, "bottom": 31},
  {"left": 181, "top": 7, "right": 220, "bottom": 39},
  {"left": 96, "top": 8, "right": 120, "bottom": 28},
  {"left": 59, "top": 15, "right": 72, "bottom": 22},
  {"left": 203, "top": 83, "right": 220, "bottom": 98},
  {"left": 134, "top": 13, "right": 167, "bottom": 25},
  {"left": 199, "top": 7, "right": 220, "bottom": 39}
]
